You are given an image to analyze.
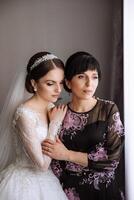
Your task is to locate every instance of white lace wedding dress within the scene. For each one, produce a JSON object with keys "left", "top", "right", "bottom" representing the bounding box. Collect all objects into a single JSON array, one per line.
[{"left": 0, "top": 105, "right": 67, "bottom": 200}]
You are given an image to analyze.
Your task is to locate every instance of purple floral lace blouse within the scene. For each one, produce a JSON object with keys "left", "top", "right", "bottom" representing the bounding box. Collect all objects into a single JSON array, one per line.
[{"left": 51, "top": 98, "right": 124, "bottom": 200}]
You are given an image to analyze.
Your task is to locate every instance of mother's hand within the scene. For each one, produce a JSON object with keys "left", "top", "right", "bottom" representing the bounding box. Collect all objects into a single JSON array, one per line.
[
  {"left": 48, "top": 104, "right": 67, "bottom": 123},
  {"left": 41, "top": 137, "right": 69, "bottom": 161}
]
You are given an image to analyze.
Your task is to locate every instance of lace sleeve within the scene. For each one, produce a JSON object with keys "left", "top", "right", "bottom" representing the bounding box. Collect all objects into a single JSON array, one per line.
[
  {"left": 47, "top": 104, "right": 63, "bottom": 140},
  {"left": 48, "top": 120, "right": 62, "bottom": 140},
  {"left": 88, "top": 103, "right": 124, "bottom": 171},
  {"left": 16, "top": 111, "right": 51, "bottom": 171}
]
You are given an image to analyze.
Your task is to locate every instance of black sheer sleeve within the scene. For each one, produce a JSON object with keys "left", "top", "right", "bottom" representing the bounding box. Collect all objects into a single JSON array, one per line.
[{"left": 88, "top": 103, "right": 124, "bottom": 171}]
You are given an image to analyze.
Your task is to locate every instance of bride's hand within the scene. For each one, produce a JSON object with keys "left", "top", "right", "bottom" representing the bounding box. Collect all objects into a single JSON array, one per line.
[{"left": 48, "top": 104, "right": 67, "bottom": 123}]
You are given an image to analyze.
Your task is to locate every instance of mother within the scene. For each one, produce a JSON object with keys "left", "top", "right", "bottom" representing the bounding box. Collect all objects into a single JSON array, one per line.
[{"left": 42, "top": 51, "right": 124, "bottom": 200}]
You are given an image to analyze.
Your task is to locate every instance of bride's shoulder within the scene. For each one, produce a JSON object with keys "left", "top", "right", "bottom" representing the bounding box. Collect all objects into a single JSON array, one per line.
[
  {"left": 14, "top": 104, "right": 38, "bottom": 122},
  {"left": 15, "top": 104, "right": 25, "bottom": 115}
]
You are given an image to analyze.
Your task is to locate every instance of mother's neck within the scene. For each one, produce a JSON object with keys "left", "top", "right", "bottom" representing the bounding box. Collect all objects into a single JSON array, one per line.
[{"left": 70, "top": 97, "right": 97, "bottom": 113}]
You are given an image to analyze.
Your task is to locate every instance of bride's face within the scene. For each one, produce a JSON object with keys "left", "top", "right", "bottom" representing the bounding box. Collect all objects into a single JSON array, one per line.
[{"left": 32, "top": 67, "right": 64, "bottom": 103}]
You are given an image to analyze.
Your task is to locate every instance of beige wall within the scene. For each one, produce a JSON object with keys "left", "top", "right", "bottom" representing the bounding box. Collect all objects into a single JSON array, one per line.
[{"left": 0, "top": 0, "right": 115, "bottom": 109}]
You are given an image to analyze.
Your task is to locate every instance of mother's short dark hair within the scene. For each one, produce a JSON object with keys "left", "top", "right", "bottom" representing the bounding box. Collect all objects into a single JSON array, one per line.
[
  {"left": 64, "top": 51, "right": 101, "bottom": 92},
  {"left": 25, "top": 52, "right": 64, "bottom": 93}
]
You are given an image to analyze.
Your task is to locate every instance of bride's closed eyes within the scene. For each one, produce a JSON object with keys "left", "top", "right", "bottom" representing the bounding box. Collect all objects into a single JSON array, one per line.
[{"left": 46, "top": 80, "right": 64, "bottom": 86}]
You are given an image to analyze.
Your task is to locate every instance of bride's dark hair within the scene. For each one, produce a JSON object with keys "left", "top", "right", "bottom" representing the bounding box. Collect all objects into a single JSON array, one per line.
[{"left": 25, "top": 52, "right": 64, "bottom": 93}]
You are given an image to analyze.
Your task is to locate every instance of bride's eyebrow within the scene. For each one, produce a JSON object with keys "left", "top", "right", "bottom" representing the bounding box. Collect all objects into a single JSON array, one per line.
[
  {"left": 45, "top": 80, "right": 55, "bottom": 82},
  {"left": 45, "top": 79, "right": 64, "bottom": 83}
]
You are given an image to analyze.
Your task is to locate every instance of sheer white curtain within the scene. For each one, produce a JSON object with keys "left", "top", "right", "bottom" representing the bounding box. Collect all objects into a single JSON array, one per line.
[{"left": 124, "top": 0, "right": 134, "bottom": 199}]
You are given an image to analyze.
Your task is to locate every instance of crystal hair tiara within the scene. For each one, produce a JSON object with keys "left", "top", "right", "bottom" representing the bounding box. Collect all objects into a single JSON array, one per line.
[{"left": 30, "top": 54, "right": 58, "bottom": 71}]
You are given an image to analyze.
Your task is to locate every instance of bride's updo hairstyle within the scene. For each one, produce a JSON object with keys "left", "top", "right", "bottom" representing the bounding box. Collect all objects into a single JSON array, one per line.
[{"left": 25, "top": 51, "right": 64, "bottom": 93}]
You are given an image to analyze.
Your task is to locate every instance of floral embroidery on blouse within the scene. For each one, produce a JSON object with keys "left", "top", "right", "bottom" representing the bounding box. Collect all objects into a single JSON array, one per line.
[
  {"left": 108, "top": 112, "right": 124, "bottom": 137},
  {"left": 98, "top": 98, "right": 114, "bottom": 105},
  {"left": 65, "top": 161, "right": 85, "bottom": 173},
  {"left": 64, "top": 187, "right": 80, "bottom": 200},
  {"left": 88, "top": 145, "right": 108, "bottom": 162},
  {"left": 51, "top": 161, "right": 63, "bottom": 178},
  {"left": 81, "top": 169, "right": 115, "bottom": 190},
  {"left": 60, "top": 109, "right": 89, "bottom": 139}
]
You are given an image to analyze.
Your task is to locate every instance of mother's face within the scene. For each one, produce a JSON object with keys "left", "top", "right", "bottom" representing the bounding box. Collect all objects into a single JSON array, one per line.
[{"left": 65, "top": 69, "right": 99, "bottom": 100}]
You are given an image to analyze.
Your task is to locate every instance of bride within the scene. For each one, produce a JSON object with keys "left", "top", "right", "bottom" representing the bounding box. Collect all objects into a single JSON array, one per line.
[{"left": 0, "top": 51, "right": 68, "bottom": 200}]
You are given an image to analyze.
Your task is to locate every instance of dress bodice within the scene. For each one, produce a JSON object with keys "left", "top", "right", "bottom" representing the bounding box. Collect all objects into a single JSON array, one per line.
[
  {"left": 12, "top": 105, "right": 51, "bottom": 170},
  {"left": 13, "top": 105, "right": 48, "bottom": 140}
]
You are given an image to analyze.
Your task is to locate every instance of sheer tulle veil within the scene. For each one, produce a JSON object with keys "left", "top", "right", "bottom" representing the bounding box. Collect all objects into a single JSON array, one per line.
[{"left": 0, "top": 67, "right": 26, "bottom": 171}]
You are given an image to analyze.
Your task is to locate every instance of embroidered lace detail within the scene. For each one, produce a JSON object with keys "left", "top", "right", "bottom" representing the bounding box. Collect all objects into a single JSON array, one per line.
[
  {"left": 60, "top": 109, "right": 89, "bottom": 139},
  {"left": 97, "top": 97, "right": 114, "bottom": 105},
  {"left": 65, "top": 162, "right": 84, "bottom": 173},
  {"left": 51, "top": 161, "right": 63, "bottom": 178},
  {"left": 64, "top": 187, "right": 80, "bottom": 200},
  {"left": 88, "top": 145, "right": 108, "bottom": 162},
  {"left": 48, "top": 120, "right": 62, "bottom": 139},
  {"left": 12, "top": 105, "right": 39, "bottom": 128},
  {"left": 108, "top": 112, "right": 124, "bottom": 137},
  {"left": 81, "top": 169, "right": 115, "bottom": 190}
]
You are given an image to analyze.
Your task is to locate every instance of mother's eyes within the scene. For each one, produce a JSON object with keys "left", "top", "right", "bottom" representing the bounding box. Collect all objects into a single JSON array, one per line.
[
  {"left": 76, "top": 75, "right": 98, "bottom": 80},
  {"left": 77, "top": 75, "right": 85, "bottom": 79}
]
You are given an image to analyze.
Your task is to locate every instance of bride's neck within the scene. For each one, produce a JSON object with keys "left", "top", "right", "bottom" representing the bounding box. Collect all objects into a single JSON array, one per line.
[{"left": 25, "top": 95, "right": 49, "bottom": 113}]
